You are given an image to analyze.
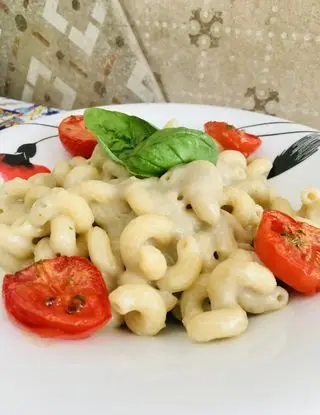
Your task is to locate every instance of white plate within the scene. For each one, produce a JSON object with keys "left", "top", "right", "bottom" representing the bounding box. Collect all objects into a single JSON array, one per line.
[{"left": 1, "top": 103, "right": 320, "bottom": 415}]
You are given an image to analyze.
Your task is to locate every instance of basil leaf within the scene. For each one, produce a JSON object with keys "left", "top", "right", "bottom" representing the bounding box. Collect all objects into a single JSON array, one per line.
[
  {"left": 84, "top": 108, "right": 157, "bottom": 164},
  {"left": 124, "top": 127, "right": 218, "bottom": 177}
]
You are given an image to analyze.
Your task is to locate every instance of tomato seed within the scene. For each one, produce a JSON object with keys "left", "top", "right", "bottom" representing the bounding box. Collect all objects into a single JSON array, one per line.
[
  {"left": 66, "top": 294, "right": 86, "bottom": 314},
  {"left": 44, "top": 296, "right": 56, "bottom": 307}
]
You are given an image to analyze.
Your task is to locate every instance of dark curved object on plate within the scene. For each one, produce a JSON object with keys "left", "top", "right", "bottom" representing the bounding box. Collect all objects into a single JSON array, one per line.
[
  {"left": 0, "top": 136, "right": 56, "bottom": 181},
  {"left": 267, "top": 133, "right": 320, "bottom": 179}
]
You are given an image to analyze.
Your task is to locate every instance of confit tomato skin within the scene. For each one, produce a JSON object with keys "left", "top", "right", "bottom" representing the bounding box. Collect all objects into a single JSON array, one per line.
[
  {"left": 255, "top": 210, "right": 320, "bottom": 295},
  {"left": 204, "top": 121, "right": 262, "bottom": 157},
  {"left": 58, "top": 115, "right": 97, "bottom": 158},
  {"left": 2, "top": 256, "right": 111, "bottom": 339}
]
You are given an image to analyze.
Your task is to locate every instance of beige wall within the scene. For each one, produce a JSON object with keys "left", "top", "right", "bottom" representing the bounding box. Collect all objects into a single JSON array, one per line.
[{"left": 1, "top": 0, "right": 319, "bottom": 127}]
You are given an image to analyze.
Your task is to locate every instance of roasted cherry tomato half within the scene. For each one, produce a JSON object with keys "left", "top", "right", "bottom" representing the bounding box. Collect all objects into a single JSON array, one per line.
[
  {"left": 255, "top": 210, "right": 320, "bottom": 295},
  {"left": 204, "top": 121, "right": 262, "bottom": 157},
  {"left": 58, "top": 115, "right": 97, "bottom": 158},
  {"left": 2, "top": 256, "right": 111, "bottom": 339}
]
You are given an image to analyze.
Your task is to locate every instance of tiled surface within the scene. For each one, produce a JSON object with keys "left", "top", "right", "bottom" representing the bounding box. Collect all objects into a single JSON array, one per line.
[
  {"left": 1, "top": 0, "right": 320, "bottom": 128},
  {"left": 0, "top": 0, "right": 164, "bottom": 110},
  {"left": 123, "top": 0, "right": 320, "bottom": 127}
]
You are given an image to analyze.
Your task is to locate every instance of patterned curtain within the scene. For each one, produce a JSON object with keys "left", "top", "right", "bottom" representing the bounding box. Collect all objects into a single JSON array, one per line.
[{"left": 0, "top": 0, "right": 319, "bottom": 128}]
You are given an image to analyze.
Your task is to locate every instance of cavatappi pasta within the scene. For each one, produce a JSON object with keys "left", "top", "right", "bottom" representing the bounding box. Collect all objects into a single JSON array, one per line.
[{"left": 1, "top": 140, "right": 319, "bottom": 342}]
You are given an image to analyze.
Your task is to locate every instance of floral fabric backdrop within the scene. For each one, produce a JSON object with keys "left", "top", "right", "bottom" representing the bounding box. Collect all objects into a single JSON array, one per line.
[{"left": 0, "top": 0, "right": 320, "bottom": 128}]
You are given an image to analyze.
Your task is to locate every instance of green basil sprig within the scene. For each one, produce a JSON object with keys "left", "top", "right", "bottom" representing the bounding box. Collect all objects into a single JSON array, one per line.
[
  {"left": 84, "top": 108, "right": 218, "bottom": 177},
  {"left": 84, "top": 108, "right": 157, "bottom": 164},
  {"left": 125, "top": 127, "right": 218, "bottom": 177}
]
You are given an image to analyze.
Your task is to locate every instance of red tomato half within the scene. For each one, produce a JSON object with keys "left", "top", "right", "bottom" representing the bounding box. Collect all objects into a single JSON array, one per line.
[
  {"left": 2, "top": 256, "right": 111, "bottom": 339},
  {"left": 255, "top": 210, "right": 320, "bottom": 295},
  {"left": 204, "top": 121, "right": 262, "bottom": 157},
  {"left": 58, "top": 115, "right": 97, "bottom": 158}
]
